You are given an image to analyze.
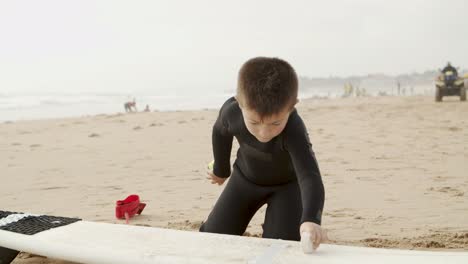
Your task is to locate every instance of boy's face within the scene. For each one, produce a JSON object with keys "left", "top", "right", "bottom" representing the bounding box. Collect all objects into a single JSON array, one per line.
[{"left": 240, "top": 106, "right": 293, "bottom": 143}]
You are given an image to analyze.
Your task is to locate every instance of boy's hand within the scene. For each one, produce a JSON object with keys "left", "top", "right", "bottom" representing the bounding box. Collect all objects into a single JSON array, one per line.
[
  {"left": 206, "top": 171, "right": 227, "bottom": 185},
  {"left": 206, "top": 160, "right": 226, "bottom": 185},
  {"left": 300, "top": 222, "right": 328, "bottom": 253}
]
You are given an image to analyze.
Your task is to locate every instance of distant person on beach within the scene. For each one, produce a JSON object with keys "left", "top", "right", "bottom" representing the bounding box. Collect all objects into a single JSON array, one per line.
[
  {"left": 200, "top": 57, "right": 327, "bottom": 250},
  {"left": 442, "top": 62, "right": 458, "bottom": 77},
  {"left": 144, "top": 105, "right": 150, "bottom": 112},
  {"left": 124, "top": 99, "right": 137, "bottom": 112}
]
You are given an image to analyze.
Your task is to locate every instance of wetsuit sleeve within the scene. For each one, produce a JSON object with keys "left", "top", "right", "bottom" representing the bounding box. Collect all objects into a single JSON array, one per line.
[
  {"left": 285, "top": 119, "right": 325, "bottom": 225},
  {"left": 212, "top": 100, "right": 234, "bottom": 178}
]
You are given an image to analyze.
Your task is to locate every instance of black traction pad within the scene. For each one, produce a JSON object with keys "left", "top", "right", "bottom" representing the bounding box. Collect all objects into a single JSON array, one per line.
[{"left": 0, "top": 210, "right": 81, "bottom": 235}]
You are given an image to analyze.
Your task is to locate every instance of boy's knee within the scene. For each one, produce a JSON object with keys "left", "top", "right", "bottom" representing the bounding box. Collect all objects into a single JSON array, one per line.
[
  {"left": 199, "top": 221, "right": 206, "bottom": 232},
  {"left": 261, "top": 219, "right": 301, "bottom": 241},
  {"left": 0, "top": 247, "right": 19, "bottom": 263},
  {"left": 199, "top": 218, "right": 244, "bottom": 236},
  {"left": 262, "top": 228, "right": 300, "bottom": 241}
]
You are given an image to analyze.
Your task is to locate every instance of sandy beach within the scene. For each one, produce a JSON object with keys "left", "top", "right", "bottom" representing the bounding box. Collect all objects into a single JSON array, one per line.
[{"left": 1, "top": 95, "right": 467, "bottom": 263}]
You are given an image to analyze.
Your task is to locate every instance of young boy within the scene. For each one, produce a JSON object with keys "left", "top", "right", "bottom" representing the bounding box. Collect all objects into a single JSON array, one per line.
[{"left": 200, "top": 57, "right": 326, "bottom": 249}]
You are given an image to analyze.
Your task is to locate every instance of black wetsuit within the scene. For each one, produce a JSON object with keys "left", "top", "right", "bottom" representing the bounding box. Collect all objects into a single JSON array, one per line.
[
  {"left": 199, "top": 97, "right": 325, "bottom": 241},
  {"left": 0, "top": 247, "right": 18, "bottom": 264}
]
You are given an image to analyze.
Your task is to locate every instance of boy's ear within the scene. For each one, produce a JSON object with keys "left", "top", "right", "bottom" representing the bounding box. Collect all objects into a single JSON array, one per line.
[
  {"left": 235, "top": 96, "right": 244, "bottom": 109},
  {"left": 292, "top": 98, "right": 299, "bottom": 108},
  {"left": 289, "top": 99, "right": 299, "bottom": 113}
]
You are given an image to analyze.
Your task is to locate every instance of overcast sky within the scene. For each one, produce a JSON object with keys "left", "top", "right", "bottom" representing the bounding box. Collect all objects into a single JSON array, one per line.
[{"left": 1, "top": 0, "right": 467, "bottom": 93}]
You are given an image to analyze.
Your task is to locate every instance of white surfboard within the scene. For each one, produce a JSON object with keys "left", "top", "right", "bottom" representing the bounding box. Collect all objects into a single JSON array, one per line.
[{"left": 0, "top": 211, "right": 467, "bottom": 264}]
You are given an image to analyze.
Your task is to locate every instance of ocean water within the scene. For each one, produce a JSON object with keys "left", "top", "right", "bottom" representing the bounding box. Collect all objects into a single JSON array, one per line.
[
  {"left": 0, "top": 89, "right": 337, "bottom": 122},
  {"left": 0, "top": 85, "right": 433, "bottom": 122},
  {"left": 0, "top": 92, "right": 235, "bottom": 121}
]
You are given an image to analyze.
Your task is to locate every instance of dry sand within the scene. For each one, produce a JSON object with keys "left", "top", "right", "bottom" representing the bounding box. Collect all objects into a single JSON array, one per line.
[{"left": 1, "top": 96, "right": 467, "bottom": 263}]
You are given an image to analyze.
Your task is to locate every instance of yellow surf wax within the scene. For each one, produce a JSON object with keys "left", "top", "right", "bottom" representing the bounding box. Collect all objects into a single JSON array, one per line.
[{"left": 208, "top": 160, "right": 214, "bottom": 172}]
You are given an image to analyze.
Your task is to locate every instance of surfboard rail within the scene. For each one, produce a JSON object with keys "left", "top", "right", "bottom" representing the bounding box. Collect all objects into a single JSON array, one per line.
[{"left": 1, "top": 211, "right": 468, "bottom": 264}]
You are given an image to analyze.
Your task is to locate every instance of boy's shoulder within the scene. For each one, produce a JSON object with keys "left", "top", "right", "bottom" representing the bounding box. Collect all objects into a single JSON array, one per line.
[
  {"left": 286, "top": 109, "right": 303, "bottom": 127},
  {"left": 217, "top": 97, "right": 243, "bottom": 131},
  {"left": 284, "top": 109, "right": 308, "bottom": 137},
  {"left": 219, "top": 96, "right": 241, "bottom": 117},
  {"left": 282, "top": 109, "right": 314, "bottom": 148},
  {"left": 221, "top": 96, "right": 238, "bottom": 108}
]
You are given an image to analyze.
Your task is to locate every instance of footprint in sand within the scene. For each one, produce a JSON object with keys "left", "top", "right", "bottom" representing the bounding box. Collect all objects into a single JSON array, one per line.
[
  {"left": 431, "top": 175, "right": 452, "bottom": 182},
  {"left": 133, "top": 126, "right": 143, "bottom": 130},
  {"left": 29, "top": 144, "right": 41, "bottom": 148},
  {"left": 325, "top": 212, "right": 347, "bottom": 218},
  {"left": 373, "top": 155, "right": 391, "bottom": 160},
  {"left": 40, "top": 186, "right": 69, "bottom": 191},
  {"left": 178, "top": 120, "right": 187, "bottom": 124},
  {"left": 88, "top": 133, "right": 100, "bottom": 138},
  {"left": 428, "top": 186, "right": 464, "bottom": 197},
  {"left": 374, "top": 215, "right": 392, "bottom": 222},
  {"left": 11, "top": 142, "right": 21, "bottom": 146},
  {"left": 189, "top": 177, "right": 201, "bottom": 181},
  {"left": 93, "top": 203, "right": 109, "bottom": 207},
  {"left": 105, "top": 186, "right": 123, "bottom": 191},
  {"left": 447, "top": 126, "right": 462, "bottom": 132},
  {"left": 322, "top": 157, "right": 336, "bottom": 163},
  {"left": 326, "top": 209, "right": 355, "bottom": 218},
  {"left": 149, "top": 123, "right": 164, "bottom": 127},
  {"left": 356, "top": 176, "right": 376, "bottom": 181}
]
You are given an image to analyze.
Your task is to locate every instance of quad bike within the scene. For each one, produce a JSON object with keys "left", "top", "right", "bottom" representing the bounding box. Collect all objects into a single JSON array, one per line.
[{"left": 435, "top": 70, "right": 466, "bottom": 102}]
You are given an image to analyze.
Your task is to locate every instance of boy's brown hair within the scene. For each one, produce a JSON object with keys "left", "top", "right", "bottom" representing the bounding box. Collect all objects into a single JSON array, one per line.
[{"left": 237, "top": 57, "right": 298, "bottom": 118}]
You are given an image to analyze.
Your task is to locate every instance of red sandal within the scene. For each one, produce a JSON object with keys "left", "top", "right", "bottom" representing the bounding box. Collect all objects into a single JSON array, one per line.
[{"left": 115, "top": 194, "right": 146, "bottom": 224}]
